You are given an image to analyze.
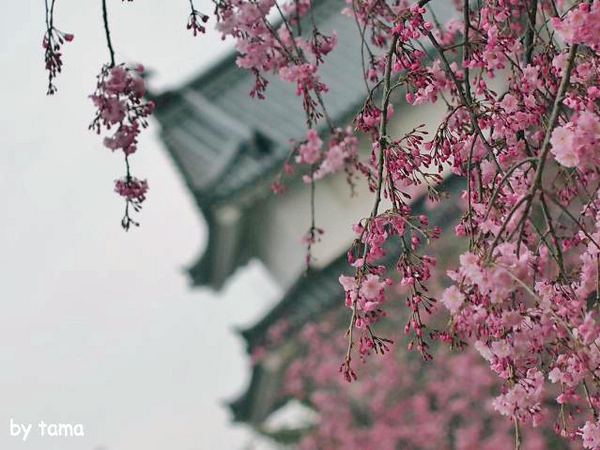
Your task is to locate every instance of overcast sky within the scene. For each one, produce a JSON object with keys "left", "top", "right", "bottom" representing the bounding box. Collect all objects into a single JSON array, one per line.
[{"left": 0, "top": 1, "right": 282, "bottom": 449}]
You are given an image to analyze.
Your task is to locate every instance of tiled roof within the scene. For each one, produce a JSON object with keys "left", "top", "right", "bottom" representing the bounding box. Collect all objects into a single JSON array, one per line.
[
  {"left": 154, "top": 0, "right": 369, "bottom": 207},
  {"left": 155, "top": 0, "right": 456, "bottom": 206},
  {"left": 152, "top": 0, "right": 457, "bottom": 290}
]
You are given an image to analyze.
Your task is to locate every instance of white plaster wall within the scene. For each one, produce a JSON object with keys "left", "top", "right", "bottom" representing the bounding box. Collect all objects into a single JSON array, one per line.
[{"left": 256, "top": 97, "right": 449, "bottom": 289}]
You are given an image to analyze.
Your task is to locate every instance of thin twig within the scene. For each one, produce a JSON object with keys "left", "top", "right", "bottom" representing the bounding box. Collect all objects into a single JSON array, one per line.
[{"left": 102, "top": 0, "right": 116, "bottom": 67}]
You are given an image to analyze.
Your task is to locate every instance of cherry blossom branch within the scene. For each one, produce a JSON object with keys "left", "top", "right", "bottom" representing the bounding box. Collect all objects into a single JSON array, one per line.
[
  {"left": 514, "top": 416, "right": 521, "bottom": 450},
  {"left": 43, "top": 0, "right": 73, "bottom": 94},
  {"left": 539, "top": 193, "right": 564, "bottom": 274},
  {"left": 544, "top": 191, "right": 600, "bottom": 251},
  {"left": 526, "top": 45, "right": 578, "bottom": 201},
  {"left": 373, "top": 34, "right": 398, "bottom": 218},
  {"left": 426, "top": 30, "right": 505, "bottom": 177},
  {"left": 187, "top": 0, "right": 209, "bottom": 36},
  {"left": 487, "top": 194, "right": 531, "bottom": 256},
  {"left": 101, "top": 0, "right": 116, "bottom": 67},
  {"left": 492, "top": 44, "right": 578, "bottom": 256},
  {"left": 483, "top": 158, "right": 538, "bottom": 221},
  {"left": 524, "top": 0, "right": 538, "bottom": 64}
]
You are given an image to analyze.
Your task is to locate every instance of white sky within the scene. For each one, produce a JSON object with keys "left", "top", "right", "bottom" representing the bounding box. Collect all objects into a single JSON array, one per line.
[{"left": 1, "top": 1, "right": 282, "bottom": 449}]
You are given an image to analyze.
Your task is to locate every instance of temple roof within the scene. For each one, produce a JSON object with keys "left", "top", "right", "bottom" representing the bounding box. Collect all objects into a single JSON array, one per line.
[
  {"left": 153, "top": 0, "right": 368, "bottom": 209},
  {"left": 153, "top": 0, "right": 457, "bottom": 289},
  {"left": 153, "top": 0, "right": 369, "bottom": 288}
]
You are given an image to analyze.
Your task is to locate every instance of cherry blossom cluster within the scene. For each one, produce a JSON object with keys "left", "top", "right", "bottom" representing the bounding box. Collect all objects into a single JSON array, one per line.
[
  {"left": 89, "top": 64, "right": 154, "bottom": 230},
  {"left": 114, "top": 177, "right": 148, "bottom": 204},
  {"left": 339, "top": 272, "right": 389, "bottom": 326},
  {"left": 553, "top": 1, "right": 600, "bottom": 50},
  {"left": 244, "top": 0, "right": 600, "bottom": 446},
  {"left": 296, "top": 129, "right": 323, "bottom": 166},
  {"left": 409, "top": 1, "right": 600, "bottom": 446},
  {"left": 187, "top": 0, "right": 209, "bottom": 36},
  {"left": 214, "top": 0, "right": 335, "bottom": 123},
  {"left": 339, "top": 205, "right": 441, "bottom": 369},
  {"left": 313, "top": 127, "right": 359, "bottom": 180},
  {"left": 550, "top": 111, "right": 600, "bottom": 170},
  {"left": 271, "top": 126, "right": 359, "bottom": 197},
  {"left": 44, "top": 0, "right": 155, "bottom": 229},
  {"left": 43, "top": 0, "right": 73, "bottom": 95},
  {"left": 291, "top": 127, "right": 360, "bottom": 181}
]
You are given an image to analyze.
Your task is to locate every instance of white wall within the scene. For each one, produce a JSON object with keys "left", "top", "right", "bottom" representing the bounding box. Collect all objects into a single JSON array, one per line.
[{"left": 256, "top": 98, "right": 448, "bottom": 288}]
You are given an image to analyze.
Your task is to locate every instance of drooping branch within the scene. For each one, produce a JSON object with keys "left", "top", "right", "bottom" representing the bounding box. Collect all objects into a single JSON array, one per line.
[{"left": 101, "top": 0, "right": 116, "bottom": 67}]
